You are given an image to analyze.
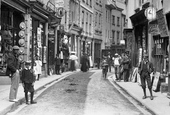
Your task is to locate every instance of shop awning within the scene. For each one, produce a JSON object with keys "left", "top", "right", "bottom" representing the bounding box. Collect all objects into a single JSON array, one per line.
[
  {"left": 130, "top": 9, "right": 147, "bottom": 27},
  {"left": 2, "top": 0, "right": 30, "bottom": 13},
  {"left": 29, "top": 1, "right": 49, "bottom": 22}
]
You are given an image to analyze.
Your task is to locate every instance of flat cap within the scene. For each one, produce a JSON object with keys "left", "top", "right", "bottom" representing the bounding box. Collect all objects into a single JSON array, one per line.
[{"left": 13, "top": 45, "right": 19, "bottom": 50}]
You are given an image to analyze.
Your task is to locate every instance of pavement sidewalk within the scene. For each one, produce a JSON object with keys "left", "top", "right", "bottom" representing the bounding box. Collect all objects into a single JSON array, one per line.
[
  {"left": 0, "top": 70, "right": 78, "bottom": 115},
  {"left": 108, "top": 74, "right": 170, "bottom": 115}
]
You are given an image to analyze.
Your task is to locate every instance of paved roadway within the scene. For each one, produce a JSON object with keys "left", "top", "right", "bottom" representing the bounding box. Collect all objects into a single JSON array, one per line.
[{"left": 7, "top": 70, "right": 152, "bottom": 115}]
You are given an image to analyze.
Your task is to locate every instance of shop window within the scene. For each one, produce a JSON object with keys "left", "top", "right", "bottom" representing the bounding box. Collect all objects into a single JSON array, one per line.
[{"left": 0, "top": 6, "right": 24, "bottom": 75}]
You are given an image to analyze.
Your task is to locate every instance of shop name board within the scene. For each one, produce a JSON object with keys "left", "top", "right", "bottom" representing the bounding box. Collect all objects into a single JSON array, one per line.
[{"left": 157, "top": 9, "right": 169, "bottom": 37}]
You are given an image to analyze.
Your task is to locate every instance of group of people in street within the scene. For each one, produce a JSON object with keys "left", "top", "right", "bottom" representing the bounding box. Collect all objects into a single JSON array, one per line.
[
  {"left": 101, "top": 51, "right": 154, "bottom": 100},
  {"left": 53, "top": 52, "right": 91, "bottom": 75},
  {"left": 100, "top": 51, "right": 131, "bottom": 82}
]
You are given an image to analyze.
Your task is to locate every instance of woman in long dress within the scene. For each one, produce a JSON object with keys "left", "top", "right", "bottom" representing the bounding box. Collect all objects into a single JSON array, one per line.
[{"left": 35, "top": 57, "right": 42, "bottom": 80}]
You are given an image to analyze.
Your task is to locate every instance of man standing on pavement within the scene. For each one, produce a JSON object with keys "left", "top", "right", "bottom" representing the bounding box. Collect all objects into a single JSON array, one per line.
[
  {"left": 6, "top": 45, "right": 20, "bottom": 102},
  {"left": 107, "top": 52, "right": 112, "bottom": 72},
  {"left": 138, "top": 53, "right": 154, "bottom": 100},
  {"left": 54, "top": 54, "right": 61, "bottom": 75},
  {"left": 113, "top": 53, "right": 121, "bottom": 81},
  {"left": 122, "top": 52, "right": 130, "bottom": 82}
]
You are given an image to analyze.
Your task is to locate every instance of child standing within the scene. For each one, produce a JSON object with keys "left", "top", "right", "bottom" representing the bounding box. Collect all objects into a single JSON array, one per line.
[{"left": 21, "top": 61, "right": 37, "bottom": 104}]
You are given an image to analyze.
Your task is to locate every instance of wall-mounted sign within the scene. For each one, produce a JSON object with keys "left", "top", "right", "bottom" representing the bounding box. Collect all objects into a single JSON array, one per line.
[
  {"left": 55, "top": 0, "right": 64, "bottom": 8},
  {"left": 145, "top": 7, "right": 156, "bottom": 21},
  {"left": 46, "top": 1, "right": 55, "bottom": 13},
  {"left": 42, "top": 46, "right": 47, "bottom": 63},
  {"left": 148, "top": 20, "right": 160, "bottom": 35},
  {"left": 157, "top": 9, "right": 169, "bottom": 37}
]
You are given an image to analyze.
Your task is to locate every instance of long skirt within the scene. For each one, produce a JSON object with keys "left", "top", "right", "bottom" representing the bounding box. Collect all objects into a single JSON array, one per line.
[{"left": 70, "top": 60, "right": 75, "bottom": 71}]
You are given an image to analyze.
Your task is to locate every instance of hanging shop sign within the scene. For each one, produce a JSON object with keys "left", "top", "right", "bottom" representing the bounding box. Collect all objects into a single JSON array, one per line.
[
  {"left": 157, "top": 9, "right": 169, "bottom": 37},
  {"left": 145, "top": 7, "right": 156, "bottom": 21},
  {"left": 55, "top": 7, "right": 65, "bottom": 18},
  {"left": 120, "top": 40, "right": 125, "bottom": 45},
  {"left": 46, "top": 1, "right": 55, "bottom": 13}
]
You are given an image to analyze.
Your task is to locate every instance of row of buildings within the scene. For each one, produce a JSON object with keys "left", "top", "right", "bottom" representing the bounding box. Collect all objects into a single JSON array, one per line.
[
  {"left": 0, "top": 0, "right": 127, "bottom": 85},
  {"left": 125, "top": 0, "right": 170, "bottom": 97}
]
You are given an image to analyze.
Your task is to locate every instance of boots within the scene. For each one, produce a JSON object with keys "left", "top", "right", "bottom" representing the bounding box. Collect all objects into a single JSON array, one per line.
[
  {"left": 25, "top": 92, "right": 29, "bottom": 104},
  {"left": 30, "top": 92, "right": 37, "bottom": 104},
  {"left": 37, "top": 74, "right": 40, "bottom": 81},
  {"left": 142, "top": 88, "right": 147, "bottom": 99},
  {"left": 149, "top": 88, "right": 153, "bottom": 100}
]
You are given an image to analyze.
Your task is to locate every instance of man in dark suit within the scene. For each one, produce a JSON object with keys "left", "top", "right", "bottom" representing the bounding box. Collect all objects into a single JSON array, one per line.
[
  {"left": 6, "top": 45, "right": 20, "bottom": 102},
  {"left": 138, "top": 53, "right": 154, "bottom": 100},
  {"left": 54, "top": 54, "right": 61, "bottom": 74}
]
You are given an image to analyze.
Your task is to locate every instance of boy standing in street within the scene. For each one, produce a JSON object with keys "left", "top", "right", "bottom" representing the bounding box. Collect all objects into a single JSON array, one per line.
[{"left": 21, "top": 61, "right": 37, "bottom": 104}]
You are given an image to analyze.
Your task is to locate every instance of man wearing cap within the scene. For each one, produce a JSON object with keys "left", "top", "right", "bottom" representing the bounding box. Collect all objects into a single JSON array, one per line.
[
  {"left": 6, "top": 45, "right": 20, "bottom": 102},
  {"left": 113, "top": 53, "right": 121, "bottom": 81},
  {"left": 138, "top": 53, "right": 154, "bottom": 100}
]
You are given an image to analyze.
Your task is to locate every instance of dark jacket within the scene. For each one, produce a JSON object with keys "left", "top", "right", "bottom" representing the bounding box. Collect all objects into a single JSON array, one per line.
[
  {"left": 21, "top": 68, "right": 36, "bottom": 83},
  {"left": 138, "top": 60, "right": 154, "bottom": 75},
  {"left": 6, "top": 52, "right": 20, "bottom": 76},
  {"left": 54, "top": 57, "right": 61, "bottom": 66},
  {"left": 122, "top": 56, "right": 130, "bottom": 70}
]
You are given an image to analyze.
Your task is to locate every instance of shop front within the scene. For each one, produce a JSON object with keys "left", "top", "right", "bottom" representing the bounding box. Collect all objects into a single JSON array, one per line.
[
  {"left": 0, "top": 0, "right": 30, "bottom": 84},
  {"left": 29, "top": 0, "right": 49, "bottom": 76},
  {"left": 94, "top": 39, "right": 101, "bottom": 67},
  {"left": 46, "top": 0, "right": 63, "bottom": 74},
  {"left": 130, "top": 8, "right": 148, "bottom": 67}
]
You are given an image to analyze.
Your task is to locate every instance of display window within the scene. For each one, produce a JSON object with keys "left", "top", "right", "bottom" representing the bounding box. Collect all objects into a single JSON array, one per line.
[{"left": 0, "top": 5, "right": 24, "bottom": 75}]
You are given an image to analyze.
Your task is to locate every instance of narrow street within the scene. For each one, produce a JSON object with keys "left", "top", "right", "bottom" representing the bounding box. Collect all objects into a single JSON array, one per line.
[{"left": 7, "top": 70, "right": 151, "bottom": 115}]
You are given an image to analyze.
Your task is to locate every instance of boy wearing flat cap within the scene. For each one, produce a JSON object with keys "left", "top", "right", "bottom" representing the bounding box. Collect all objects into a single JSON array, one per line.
[{"left": 20, "top": 61, "right": 37, "bottom": 104}]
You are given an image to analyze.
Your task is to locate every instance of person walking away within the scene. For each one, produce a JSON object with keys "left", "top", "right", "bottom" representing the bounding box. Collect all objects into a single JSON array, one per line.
[
  {"left": 6, "top": 45, "right": 20, "bottom": 102},
  {"left": 113, "top": 53, "right": 121, "bottom": 81},
  {"left": 122, "top": 52, "right": 130, "bottom": 82},
  {"left": 80, "top": 53, "right": 89, "bottom": 72},
  {"left": 138, "top": 53, "right": 154, "bottom": 100},
  {"left": 69, "top": 52, "right": 77, "bottom": 71},
  {"left": 21, "top": 61, "right": 37, "bottom": 104},
  {"left": 35, "top": 56, "right": 42, "bottom": 80},
  {"left": 54, "top": 54, "right": 61, "bottom": 75},
  {"left": 107, "top": 52, "right": 112, "bottom": 72}
]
